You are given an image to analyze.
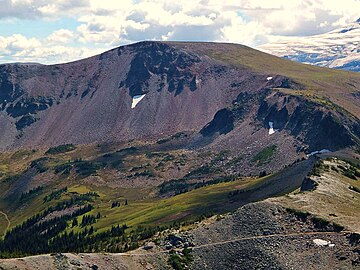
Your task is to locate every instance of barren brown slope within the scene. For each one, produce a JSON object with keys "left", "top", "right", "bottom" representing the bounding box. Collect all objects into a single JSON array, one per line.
[
  {"left": 0, "top": 41, "right": 359, "bottom": 152},
  {"left": 172, "top": 42, "right": 360, "bottom": 118}
]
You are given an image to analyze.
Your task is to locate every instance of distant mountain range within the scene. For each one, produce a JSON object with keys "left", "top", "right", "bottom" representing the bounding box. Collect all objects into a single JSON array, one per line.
[{"left": 259, "top": 18, "right": 360, "bottom": 72}]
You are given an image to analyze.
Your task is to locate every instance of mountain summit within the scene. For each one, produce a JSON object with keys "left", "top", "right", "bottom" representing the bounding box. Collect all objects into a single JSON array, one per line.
[
  {"left": 259, "top": 19, "right": 360, "bottom": 72},
  {"left": 0, "top": 41, "right": 359, "bottom": 154}
]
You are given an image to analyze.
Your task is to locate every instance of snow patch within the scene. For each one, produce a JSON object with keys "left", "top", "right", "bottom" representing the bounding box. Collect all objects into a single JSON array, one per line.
[
  {"left": 307, "top": 149, "right": 331, "bottom": 157},
  {"left": 131, "top": 94, "right": 146, "bottom": 109},
  {"left": 268, "top": 121, "right": 276, "bottom": 135},
  {"left": 313, "top": 239, "right": 334, "bottom": 247},
  {"left": 267, "top": 76, "right": 273, "bottom": 81}
]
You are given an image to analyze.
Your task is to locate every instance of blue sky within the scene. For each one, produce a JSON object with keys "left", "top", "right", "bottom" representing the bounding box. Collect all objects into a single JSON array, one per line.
[
  {"left": 0, "top": 0, "right": 359, "bottom": 64},
  {"left": 0, "top": 18, "right": 80, "bottom": 38}
]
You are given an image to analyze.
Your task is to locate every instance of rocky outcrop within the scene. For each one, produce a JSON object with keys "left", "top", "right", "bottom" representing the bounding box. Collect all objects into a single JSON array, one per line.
[
  {"left": 187, "top": 202, "right": 360, "bottom": 270},
  {"left": 257, "top": 92, "right": 359, "bottom": 151},
  {"left": 120, "top": 41, "right": 200, "bottom": 97},
  {"left": 200, "top": 108, "right": 234, "bottom": 137},
  {"left": 300, "top": 177, "right": 318, "bottom": 191}
]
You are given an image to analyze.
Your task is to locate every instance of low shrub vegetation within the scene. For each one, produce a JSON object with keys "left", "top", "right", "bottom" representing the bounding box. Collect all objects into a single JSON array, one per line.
[
  {"left": 251, "top": 145, "right": 277, "bottom": 166},
  {"left": 46, "top": 144, "right": 76, "bottom": 155}
]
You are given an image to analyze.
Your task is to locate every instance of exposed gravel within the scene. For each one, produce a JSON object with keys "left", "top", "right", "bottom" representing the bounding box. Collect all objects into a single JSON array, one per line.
[{"left": 186, "top": 202, "right": 359, "bottom": 270}]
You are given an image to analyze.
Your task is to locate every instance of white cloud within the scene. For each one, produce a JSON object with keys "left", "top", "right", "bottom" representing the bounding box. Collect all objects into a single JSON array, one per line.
[
  {"left": 0, "top": 33, "right": 105, "bottom": 64},
  {"left": 47, "top": 29, "right": 74, "bottom": 44},
  {"left": 239, "top": 0, "right": 360, "bottom": 36},
  {"left": 0, "top": 0, "right": 89, "bottom": 19},
  {"left": 0, "top": 34, "right": 41, "bottom": 53},
  {"left": 221, "top": 17, "right": 271, "bottom": 46},
  {"left": 0, "top": 0, "right": 359, "bottom": 64}
]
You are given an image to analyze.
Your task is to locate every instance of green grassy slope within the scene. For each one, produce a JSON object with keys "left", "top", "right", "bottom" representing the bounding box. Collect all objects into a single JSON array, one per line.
[
  {"left": 0, "top": 143, "right": 247, "bottom": 236},
  {"left": 0, "top": 140, "right": 305, "bottom": 245},
  {"left": 1, "top": 140, "right": 287, "bottom": 257}
]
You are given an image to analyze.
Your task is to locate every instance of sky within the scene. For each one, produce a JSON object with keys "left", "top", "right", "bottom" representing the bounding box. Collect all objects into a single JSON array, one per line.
[{"left": 0, "top": 0, "right": 359, "bottom": 64}]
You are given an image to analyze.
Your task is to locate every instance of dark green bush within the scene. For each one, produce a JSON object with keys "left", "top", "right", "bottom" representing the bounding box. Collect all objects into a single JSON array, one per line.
[
  {"left": 251, "top": 145, "right": 277, "bottom": 166},
  {"left": 46, "top": 144, "right": 76, "bottom": 155}
]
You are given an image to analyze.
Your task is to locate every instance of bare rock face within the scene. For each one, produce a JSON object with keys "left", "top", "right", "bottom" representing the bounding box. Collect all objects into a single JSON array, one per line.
[
  {"left": 300, "top": 177, "right": 318, "bottom": 192},
  {"left": 120, "top": 42, "right": 200, "bottom": 97},
  {"left": 256, "top": 92, "right": 359, "bottom": 152},
  {"left": 0, "top": 41, "right": 359, "bottom": 153}
]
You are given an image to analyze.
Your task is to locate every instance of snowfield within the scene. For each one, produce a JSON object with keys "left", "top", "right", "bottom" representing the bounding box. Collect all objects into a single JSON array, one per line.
[
  {"left": 259, "top": 19, "right": 360, "bottom": 72},
  {"left": 131, "top": 94, "right": 146, "bottom": 108}
]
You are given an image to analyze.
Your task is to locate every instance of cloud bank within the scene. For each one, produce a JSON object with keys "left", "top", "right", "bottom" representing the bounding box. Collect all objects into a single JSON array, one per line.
[{"left": 0, "top": 0, "right": 359, "bottom": 64}]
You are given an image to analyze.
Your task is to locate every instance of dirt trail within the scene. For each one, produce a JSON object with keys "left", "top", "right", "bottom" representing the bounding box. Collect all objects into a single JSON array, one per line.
[
  {"left": 190, "top": 231, "right": 349, "bottom": 250},
  {"left": 0, "top": 210, "right": 10, "bottom": 237},
  {"left": 0, "top": 230, "right": 345, "bottom": 260},
  {"left": 118, "top": 230, "right": 350, "bottom": 257}
]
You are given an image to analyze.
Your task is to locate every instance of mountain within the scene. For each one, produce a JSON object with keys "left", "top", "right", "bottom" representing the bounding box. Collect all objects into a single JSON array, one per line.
[
  {"left": 259, "top": 19, "right": 360, "bottom": 72},
  {"left": 1, "top": 41, "right": 359, "bottom": 153},
  {"left": 0, "top": 42, "right": 359, "bottom": 268}
]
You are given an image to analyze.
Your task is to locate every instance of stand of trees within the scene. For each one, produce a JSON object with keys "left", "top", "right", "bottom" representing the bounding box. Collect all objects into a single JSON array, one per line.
[{"left": 0, "top": 204, "right": 94, "bottom": 258}]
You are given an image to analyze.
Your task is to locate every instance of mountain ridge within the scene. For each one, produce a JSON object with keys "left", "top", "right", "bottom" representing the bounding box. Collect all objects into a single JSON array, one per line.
[
  {"left": 259, "top": 19, "right": 360, "bottom": 72},
  {"left": 0, "top": 41, "right": 359, "bottom": 154}
]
